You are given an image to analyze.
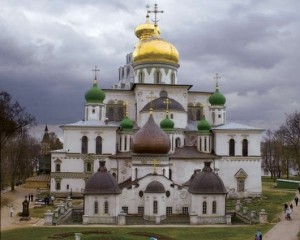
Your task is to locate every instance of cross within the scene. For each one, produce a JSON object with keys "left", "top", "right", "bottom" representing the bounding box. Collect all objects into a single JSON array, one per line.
[
  {"left": 147, "top": 3, "right": 164, "bottom": 26},
  {"left": 92, "top": 66, "right": 100, "bottom": 80},
  {"left": 146, "top": 91, "right": 156, "bottom": 111},
  {"left": 152, "top": 159, "right": 159, "bottom": 173},
  {"left": 123, "top": 101, "right": 129, "bottom": 117},
  {"left": 214, "top": 73, "right": 221, "bottom": 88},
  {"left": 163, "top": 98, "right": 171, "bottom": 112}
]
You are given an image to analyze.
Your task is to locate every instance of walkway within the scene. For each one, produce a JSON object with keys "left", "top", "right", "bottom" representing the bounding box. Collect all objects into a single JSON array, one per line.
[{"left": 1, "top": 186, "right": 300, "bottom": 240}]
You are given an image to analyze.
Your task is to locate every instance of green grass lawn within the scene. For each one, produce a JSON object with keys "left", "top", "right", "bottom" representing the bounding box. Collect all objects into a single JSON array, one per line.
[{"left": 1, "top": 177, "right": 298, "bottom": 240}]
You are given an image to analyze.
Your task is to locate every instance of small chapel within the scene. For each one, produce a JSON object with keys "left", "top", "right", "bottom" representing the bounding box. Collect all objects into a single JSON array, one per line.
[{"left": 50, "top": 4, "right": 264, "bottom": 225}]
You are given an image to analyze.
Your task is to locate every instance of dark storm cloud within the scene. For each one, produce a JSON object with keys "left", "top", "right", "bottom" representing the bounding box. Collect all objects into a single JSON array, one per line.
[{"left": 0, "top": 0, "right": 300, "bottom": 136}]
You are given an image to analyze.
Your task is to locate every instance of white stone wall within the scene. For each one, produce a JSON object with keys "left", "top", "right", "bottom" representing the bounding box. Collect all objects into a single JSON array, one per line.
[{"left": 190, "top": 194, "right": 226, "bottom": 216}]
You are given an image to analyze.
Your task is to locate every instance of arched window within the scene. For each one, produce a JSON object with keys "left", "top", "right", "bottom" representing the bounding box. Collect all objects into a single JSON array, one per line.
[
  {"left": 169, "top": 169, "right": 172, "bottom": 180},
  {"left": 94, "top": 201, "right": 98, "bottom": 214},
  {"left": 55, "top": 180, "right": 61, "bottom": 190},
  {"left": 104, "top": 201, "right": 109, "bottom": 214},
  {"left": 229, "top": 139, "right": 235, "bottom": 156},
  {"left": 55, "top": 163, "right": 61, "bottom": 172},
  {"left": 96, "top": 136, "right": 102, "bottom": 154},
  {"left": 154, "top": 70, "right": 161, "bottom": 84},
  {"left": 153, "top": 200, "right": 158, "bottom": 214},
  {"left": 175, "top": 138, "right": 181, "bottom": 148},
  {"left": 138, "top": 71, "right": 144, "bottom": 83},
  {"left": 212, "top": 112, "right": 216, "bottom": 123},
  {"left": 212, "top": 201, "right": 217, "bottom": 214},
  {"left": 242, "top": 139, "right": 248, "bottom": 156},
  {"left": 204, "top": 137, "right": 207, "bottom": 152},
  {"left": 163, "top": 168, "right": 166, "bottom": 176},
  {"left": 81, "top": 136, "right": 88, "bottom": 154},
  {"left": 202, "top": 201, "right": 207, "bottom": 214},
  {"left": 86, "top": 162, "right": 92, "bottom": 172},
  {"left": 171, "top": 72, "right": 175, "bottom": 84},
  {"left": 135, "top": 168, "right": 138, "bottom": 179}
]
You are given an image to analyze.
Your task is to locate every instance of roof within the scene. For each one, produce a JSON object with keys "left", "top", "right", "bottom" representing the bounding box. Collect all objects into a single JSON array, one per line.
[
  {"left": 25, "top": 174, "right": 50, "bottom": 182},
  {"left": 145, "top": 180, "right": 166, "bottom": 193},
  {"left": 61, "top": 120, "right": 119, "bottom": 128},
  {"left": 169, "top": 146, "right": 220, "bottom": 159},
  {"left": 140, "top": 97, "right": 185, "bottom": 112},
  {"left": 212, "top": 122, "right": 264, "bottom": 131}
]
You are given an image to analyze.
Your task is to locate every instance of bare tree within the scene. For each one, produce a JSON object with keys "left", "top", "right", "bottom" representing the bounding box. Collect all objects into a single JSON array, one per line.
[{"left": 0, "top": 91, "right": 36, "bottom": 189}]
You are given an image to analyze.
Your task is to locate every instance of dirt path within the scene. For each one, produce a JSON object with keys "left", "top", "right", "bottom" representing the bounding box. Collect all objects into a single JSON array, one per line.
[
  {"left": 1, "top": 186, "right": 42, "bottom": 231},
  {"left": 263, "top": 192, "right": 300, "bottom": 240}
]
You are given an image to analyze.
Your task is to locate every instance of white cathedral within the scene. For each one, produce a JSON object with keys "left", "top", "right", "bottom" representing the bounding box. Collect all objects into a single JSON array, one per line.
[{"left": 50, "top": 5, "right": 263, "bottom": 225}]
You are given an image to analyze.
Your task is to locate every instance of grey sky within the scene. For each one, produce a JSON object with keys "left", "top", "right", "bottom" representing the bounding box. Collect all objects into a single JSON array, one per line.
[{"left": 1, "top": 0, "right": 299, "bottom": 139}]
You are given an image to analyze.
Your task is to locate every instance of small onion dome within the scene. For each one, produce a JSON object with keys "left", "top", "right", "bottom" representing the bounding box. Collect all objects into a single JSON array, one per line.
[
  {"left": 85, "top": 79, "right": 105, "bottom": 103},
  {"left": 120, "top": 116, "right": 134, "bottom": 131},
  {"left": 84, "top": 161, "right": 120, "bottom": 194},
  {"left": 145, "top": 180, "right": 166, "bottom": 193},
  {"left": 208, "top": 85, "right": 226, "bottom": 106},
  {"left": 132, "top": 114, "right": 171, "bottom": 154},
  {"left": 160, "top": 113, "right": 174, "bottom": 131},
  {"left": 197, "top": 117, "right": 211, "bottom": 133},
  {"left": 133, "top": 25, "right": 179, "bottom": 66},
  {"left": 188, "top": 162, "right": 227, "bottom": 194},
  {"left": 134, "top": 14, "right": 159, "bottom": 40}
]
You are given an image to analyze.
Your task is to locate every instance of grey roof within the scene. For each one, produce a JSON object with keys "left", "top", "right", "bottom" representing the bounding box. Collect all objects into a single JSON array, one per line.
[
  {"left": 140, "top": 97, "right": 185, "bottom": 112},
  {"left": 61, "top": 120, "right": 119, "bottom": 128},
  {"left": 169, "top": 146, "right": 220, "bottom": 160},
  {"left": 212, "top": 122, "right": 264, "bottom": 131},
  {"left": 145, "top": 180, "right": 166, "bottom": 193}
]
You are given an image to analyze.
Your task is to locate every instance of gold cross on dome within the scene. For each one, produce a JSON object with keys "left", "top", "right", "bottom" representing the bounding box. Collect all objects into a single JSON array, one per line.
[
  {"left": 92, "top": 66, "right": 100, "bottom": 80},
  {"left": 123, "top": 101, "right": 129, "bottom": 117},
  {"left": 163, "top": 98, "right": 171, "bottom": 112},
  {"left": 147, "top": 3, "right": 164, "bottom": 26},
  {"left": 152, "top": 159, "right": 159, "bottom": 173}
]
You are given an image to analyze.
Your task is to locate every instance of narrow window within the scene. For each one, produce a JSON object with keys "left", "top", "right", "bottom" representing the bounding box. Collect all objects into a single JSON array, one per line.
[
  {"left": 169, "top": 169, "right": 172, "bottom": 180},
  {"left": 212, "top": 201, "right": 217, "bottom": 214},
  {"left": 104, "top": 201, "right": 109, "bottom": 214},
  {"left": 202, "top": 201, "right": 207, "bottom": 214},
  {"left": 242, "top": 139, "right": 248, "bottom": 156},
  {"left": 138, "top": 72, "right": 144, "bottom": 83},
  {"left": 135, "top": 168, "right": 138, "bottom": 179},
  {"left": 96, "top": 136, "right": 102, "bottom": 154},
  {"left": 66, "top": 184, "right": 69, "bottom": 190},
  {"left": 56, "top": 181, "right": 61, "bottom": 190},
  {"left": 154, "top": 70, "right": 161, "bottom": 84},
  {"left": 163, "top": 168, "right": 166, "bottom": 176},
  {"left": 204, "top": 137, "right": 207, "bottom": 152},
  {"left": 94, "top": 201, "right": 98, "bottom": 214},
  {"left": 237, "top": 179, "right": 245, "bottom": 192},
  {"left": 55, "top": 163, "right": 61, "bottom": 172},
  {"left": 122, "top": 206, "right": 128, "bottom": 214},
  {"left": 166, "top": 207, "right": 172, "bottom": 215},
  {"left": 171, "top": 72, "right": 175, "bottom": 84},
  {"left": 81, "top": 136, "right": 88, "bottom": 154},
  {"left": 138, "top": 206, "right": 144, "bottom": 215},
  {"left": 87, "top": 162, "right": 92, "bottom": 172},
  {"left": 92, "top": 108, "right": 95, "bottom": 114},
  {"left": 153, "top": 201, "right": 158, "bottom": 214},
  {"left": 229, "top": 139, "right": 235, "bottom": 156}
]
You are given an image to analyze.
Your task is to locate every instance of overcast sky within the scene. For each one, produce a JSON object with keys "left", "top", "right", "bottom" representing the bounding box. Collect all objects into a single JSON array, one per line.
[{"left": 1, "top": 0, "right": 299, "bottom": 139}]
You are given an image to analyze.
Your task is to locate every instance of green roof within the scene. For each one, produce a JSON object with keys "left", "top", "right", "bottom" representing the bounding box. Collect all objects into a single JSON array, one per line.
[
  {"left": 120, "top": 116, "right": 134, "bottom": 131},
  {"left": 209, "top": 88, "right": 226, "bottom": 106},
  {"left": 197, "top": 118, "right": 211, "bottom": 133},
  {"left": 160, "top": 114, "right": 174, "bottom": 130},
  {"left": 85, "top": 81, "right": 105, "bottom": 103}
]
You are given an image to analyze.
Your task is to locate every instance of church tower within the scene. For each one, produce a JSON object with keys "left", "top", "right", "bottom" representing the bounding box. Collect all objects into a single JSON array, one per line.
[
  {"left": 118, "top": 101, "right": 134, "bottom": 152},
  {"left": 132, "top": 4, "right": 180, "bottom": 85},
  {"left": 209, "top": 74, "right": 226, "bottom": 126},
  {"left": 84, "top": 66, "right": 106, "bottom": 121}
]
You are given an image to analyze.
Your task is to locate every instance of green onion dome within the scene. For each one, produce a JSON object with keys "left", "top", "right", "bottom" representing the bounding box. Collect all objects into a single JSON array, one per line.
[
  {"left": 209, "top": 84, "right": 226, "bottom": 106},
  {"left": 85, "top": 79, "right": 105, "bottom": 103},
  {"left": 197, "top": 117, "right": 211, "bottom": 133},
  {"left": 120, "top": 116, "right": 134, "bottom": 131},
  {"left": 160, "top": 114, "right": 174, "bottom": 131}
]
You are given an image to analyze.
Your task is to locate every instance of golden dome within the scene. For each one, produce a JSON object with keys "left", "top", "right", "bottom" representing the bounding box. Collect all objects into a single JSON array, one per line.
[{"left": 133, "top": 19, "right": 179, "bottom": 65}]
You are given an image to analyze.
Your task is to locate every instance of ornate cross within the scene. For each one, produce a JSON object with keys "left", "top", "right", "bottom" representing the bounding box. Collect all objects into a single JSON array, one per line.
[
  {"left": 214, "top": 73, "right": 221, "bottom": 88},
  {"left": 147, "top": 3, "right": 164, "bottom": 26},
  {"left": 92, "top": 66, "right": 100, "bottom": 80},
  {"left": 152, "top": 159, "right": 159, "bottom": 173},
  {"left": 123, "top": 101, "right": 129, "bottom": 117},
  {"left": 163, "top": 98, "right": 171, "bottom": 112}
]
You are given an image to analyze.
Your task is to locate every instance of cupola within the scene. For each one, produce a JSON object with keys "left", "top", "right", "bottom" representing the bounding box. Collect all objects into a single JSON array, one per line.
[
  {"left": 160, "top": 111, "right": 174, "bottom": 131},
  {"left": 209, "top": 82, "right": 226, "bottom": 106},
  {"left": 197, "top": 116, "right": 211, "bottom": 133},
  {"left": 85, "top": 73, "right": 105, "bottom": 104}
]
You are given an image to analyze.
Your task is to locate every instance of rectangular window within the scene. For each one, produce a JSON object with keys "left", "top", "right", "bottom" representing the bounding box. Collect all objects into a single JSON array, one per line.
[
  {"left": 122, "top": 206, "right": 128, "bottom": 214},
  {"left": 166, "top": 207, "right": 173, "bottom": 215},
  {"left": 104, "top": 201, "right": 109, "bottom": 214},
  {"left": 56, "top": 182, "right": 61, "bottom": 190},
  {"left": 237, "top": 179, "right": 245, "bottom": 192},
  {"left": 138, "top": 206, "right": 144, "bottom": 215},
  {"left": 153, "top": 201, "right": 158, "bottom": 214},
  {"left": 202, "top": 201, "right": 207, "bottom": 214},
  {"left": 182, "top": 207, "right": 189, "bottom": 215},
  {"left": 66, "top": 184, "right": 69, "bottom": 190}
]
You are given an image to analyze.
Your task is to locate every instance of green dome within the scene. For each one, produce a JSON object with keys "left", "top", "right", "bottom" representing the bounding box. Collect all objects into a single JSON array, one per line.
[
  {"left": 120, "top": 116, "right": 134, "bottom": 131},
  {"left": 197, "top": 118, "right": 211, "bottom": 133},
  {"left": 85, "top": 81, "right": 105, "bottom": 103},
  {"left": 160, "top": 114, "right": 174, "bottom": 130},
  {"left": 209, "top": 88, "right": 226, "bottom": 106}
]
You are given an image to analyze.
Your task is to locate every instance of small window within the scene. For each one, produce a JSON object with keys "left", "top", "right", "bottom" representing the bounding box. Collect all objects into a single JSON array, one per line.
[
  {"left": 170, "top": 114, "right": 173, "bottom": 119},
  {"left": 96, "top": 136, "right": 102, "bottom": 154},
  {"left": 66, "top": 184, "right": 69, "bottom": 190},
  {"left": 229, "top": 139, "right": 235, "bottom": 156},
  {"left": 139, "top": 191, "right": 144, "bottom": 198},
  {"left": 92, "top": 108, "right": 95, "bottom": 114},
  {"left": 153, "top": 201, "right": 158, "bottom": 214},
  {"left": 166, "top": 207, "right": 173, "bottom": 215},
  {"left": 94, "top": 201, "right": 98, "bottom": 214},
  {"left": 218, "top": 114, "right": 221, "bottom": 118},
  {"left": 55, "top": 163, "right": 61, "bottom": 172},
  {"left": 55, "top": 181, "right": 61, "bottom": 190},
  {"left": 202, "top": 201, "right": 207, "bottom": 214},
  {"left": 81, "top": 136, "right": 88, "bottom": 154},
  {"left": 138, "top": 206, "right": 144, "bottom": 215},
  {"left": 166, "top": 191, "right": 170, "bottom": 198},
  {"left": 122, "top": 206, "right": 128, "bottom": 214},
  {"left": 237, "top": 179, "right": 245, "bottom": 192},
  {"left": 242, "top": 139, "right": 248, "bottom": 156},
  {"left": 212, "top": 201, "right": 217, "bottom": 214},
  {"left": 87, "top": 162, "right": 92, "bottom": 172},
  {"left": 182, "top": 207, "right": 189, "bottom": 215},
  {"left": 104, "top": 201, "right": 109, "bottom": 214}
]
